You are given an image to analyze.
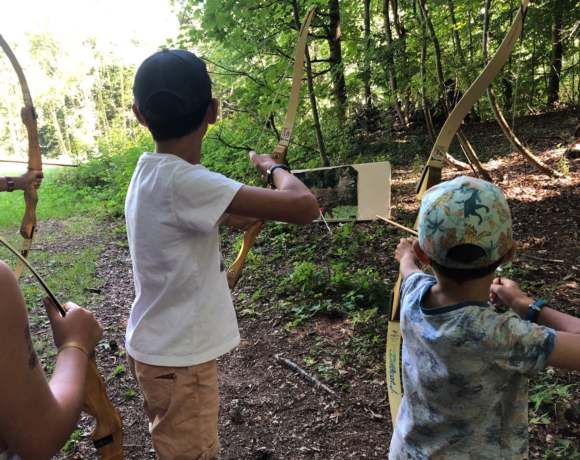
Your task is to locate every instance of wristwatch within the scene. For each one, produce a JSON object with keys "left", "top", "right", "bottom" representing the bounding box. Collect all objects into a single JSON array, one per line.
[
  {"left": 266, "top": 164, "right": 290, "bottom": 189},
  {"left": 526, "top": 300, "right": 546, "bottom": 323},
  {"left": 5, "top": 176, "right": 15, "bottom": 192}
]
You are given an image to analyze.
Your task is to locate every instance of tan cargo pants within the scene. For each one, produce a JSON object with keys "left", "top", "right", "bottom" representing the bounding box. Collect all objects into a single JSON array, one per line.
[{"left": 127, "top": 355, "right": 220, "bottom": 460}]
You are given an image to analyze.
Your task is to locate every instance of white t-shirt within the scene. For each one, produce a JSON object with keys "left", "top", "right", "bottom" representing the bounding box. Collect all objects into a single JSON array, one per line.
[
  {"left": 125, "top": 152, "right": 244, "bottom": 366},
  {"left": 0, "top": 449, "right": 19, "bottom": 459}
]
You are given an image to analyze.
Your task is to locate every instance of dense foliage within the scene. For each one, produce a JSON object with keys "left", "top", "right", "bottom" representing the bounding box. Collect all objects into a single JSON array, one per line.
[{"left": 2, "top": 0, "right": 579, "bottom": 186}]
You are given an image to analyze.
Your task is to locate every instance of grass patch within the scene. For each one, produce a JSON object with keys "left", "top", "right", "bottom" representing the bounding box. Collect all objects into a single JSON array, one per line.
[
  {"left": 0, "top": 216, "right": 107, "bottom": 310},
  {"left": 0, "top": 174, "right": 106, "bottom": 230}
]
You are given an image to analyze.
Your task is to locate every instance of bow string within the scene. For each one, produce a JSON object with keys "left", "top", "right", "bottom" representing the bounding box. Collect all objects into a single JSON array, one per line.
[{"left": 226, "top": 5, "right": 316, "bottom": 290}]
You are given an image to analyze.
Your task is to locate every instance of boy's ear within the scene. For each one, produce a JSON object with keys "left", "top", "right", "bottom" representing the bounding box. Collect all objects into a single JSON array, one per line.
[
  {"left": 412, "top": 239, "right": 431, "bottom": 266},
  {"left": 503, "top": 241, "right": 517, "bottom": 263},
  {"left": 132, "top": 104, "right": 147, "bottom": 127},
  {"left": 205, "top": 98, "right": 219, "bottom": 125}
]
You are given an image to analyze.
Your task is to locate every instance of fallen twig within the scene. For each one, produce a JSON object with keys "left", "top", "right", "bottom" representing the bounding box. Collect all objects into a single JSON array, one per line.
[
  {"left": 273, "top": 354, "right": 340, "bottom": 399},
  {"left": 520, "top": 255, "right": 564, "bottom": 263}
]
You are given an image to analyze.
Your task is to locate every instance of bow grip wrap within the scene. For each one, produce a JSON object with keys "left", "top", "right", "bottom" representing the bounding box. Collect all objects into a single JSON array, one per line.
[{"left": 19, "top": 105, "right": 41, "bottom": 243}]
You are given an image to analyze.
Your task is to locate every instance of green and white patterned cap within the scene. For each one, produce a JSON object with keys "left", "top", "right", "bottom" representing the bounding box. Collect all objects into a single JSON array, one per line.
[{"left": 418, "top": 176, "right": 514, "bottom": 269}]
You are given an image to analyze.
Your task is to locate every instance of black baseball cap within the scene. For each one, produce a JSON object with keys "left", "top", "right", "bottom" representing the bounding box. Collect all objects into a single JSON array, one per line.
[{"left": 133, "top": 48, "right": 212, "bottom": 122}]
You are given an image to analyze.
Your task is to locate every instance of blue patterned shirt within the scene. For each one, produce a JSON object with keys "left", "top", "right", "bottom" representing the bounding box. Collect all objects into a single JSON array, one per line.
[{"left": 389, "top": 273, "right": 556, "bottom": 459}]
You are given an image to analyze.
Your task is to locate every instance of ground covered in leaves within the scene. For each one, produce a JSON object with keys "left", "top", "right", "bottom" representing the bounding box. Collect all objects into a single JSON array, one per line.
[{"left": 17, "top": 110, "right": 580, "bottom": 459}]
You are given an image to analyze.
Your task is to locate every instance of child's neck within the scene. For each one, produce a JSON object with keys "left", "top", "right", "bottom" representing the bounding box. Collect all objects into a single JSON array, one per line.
[
  {"left": 154, "top": 129, "right": 205, "bottom": 165},
  {"left": 424, "top": 272, "right": 495, "bottom": 309}
]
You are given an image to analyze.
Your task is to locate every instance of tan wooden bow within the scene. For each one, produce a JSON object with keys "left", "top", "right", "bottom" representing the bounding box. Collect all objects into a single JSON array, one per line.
[
  {"left": 0, "top": 36, "right": 123, "bottom": 459},
  {"left": 385, "top": 0, "right": 530, "bottom": 428},
  {"left": 0, "top": 34, "right": 41, "bottom": 279},
  {"left": 226, "top": 5, "right": 316, "bottom": 290}
]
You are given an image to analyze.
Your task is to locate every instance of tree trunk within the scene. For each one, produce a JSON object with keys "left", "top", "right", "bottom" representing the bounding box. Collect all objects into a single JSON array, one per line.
[
  {"left": 418, "top": 0, "right": 490, "bottom": 178},
  {"left": 419, "top": 17, "right": 436, "bottom": 143},
  {"left": 382, "top": 0, "right": 409, "bottom": 128},
  {"left": 96, "top": 67, "right": 109, "bottom": 137},
  {"left": 502, "top": 76, "right": 513, "bottom": 112},
  {"left": 7, "top": 88, "right": 20, "bottom": 156},
  {"left": 483, "top": 0, "right": 562, "bottom": 178},
  {"left": 390, "top": 0, "right": 411, "bottom": 119},
  {"left": 290, "top": 0, "right": 330, "bottom": 167},
  {"left": 120, "top": 63, "right": 127, "bottom": 131},
  {"left": 363, "top": 0, "right": 372, "bottom": 108},
  {"left": 547, "top": 0, "right": 563, "bottom": 107},
  {"left": 447, "top": 0, "right": 465, "bottom": 63},
  {"left": 305, "top": 46, "right": 330, "bottom": 166},
  {"left": 327, "top": 0, "right": 347, "bottom": 114},
  {"left": 49, "top": 102, "right": 68, "bottom": 157},
  {"left": 446, "top": 0, "right": 480, "bottom": 122}
]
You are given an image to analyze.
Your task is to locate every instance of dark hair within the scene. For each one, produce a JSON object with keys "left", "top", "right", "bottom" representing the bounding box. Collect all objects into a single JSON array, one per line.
[
  {"left": 146, "top": 98, "right": 212, "bottom": 141},
  {"left": 430, "top": 244, "right": 504, "bottom": 284}
]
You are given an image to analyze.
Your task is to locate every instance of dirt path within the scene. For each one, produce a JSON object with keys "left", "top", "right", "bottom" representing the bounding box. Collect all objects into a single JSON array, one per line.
[{"left": 58, "top": 113, "right": 580, "bottom": 459}]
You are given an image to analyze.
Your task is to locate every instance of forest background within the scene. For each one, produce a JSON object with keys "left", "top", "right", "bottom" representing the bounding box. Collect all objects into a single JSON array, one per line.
[
  {"left": 1, "top": 0, "right": 578, "bottom": 221},
  {"left": 0, "top": 0, "right": 580, "bottom": 457}
]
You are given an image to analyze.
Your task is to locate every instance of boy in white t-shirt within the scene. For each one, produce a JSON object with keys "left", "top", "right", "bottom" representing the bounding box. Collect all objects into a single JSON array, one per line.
[{"left": 125, "top": 49, "right": 319, "bottom": 459}]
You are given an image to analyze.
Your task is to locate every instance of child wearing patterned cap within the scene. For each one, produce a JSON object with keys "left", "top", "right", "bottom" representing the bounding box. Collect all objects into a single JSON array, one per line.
[{"left": 389, "top": 176, "right": 580, "bottom": 459}]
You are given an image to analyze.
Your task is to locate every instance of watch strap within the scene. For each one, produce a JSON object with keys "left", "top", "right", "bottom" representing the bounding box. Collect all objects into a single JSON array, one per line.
[
  {"left": 5, "top": 176, "right": 15, "bottom": 192},
  {"left": 526, "top": 300, "right": 546, "bottom": 323},
  {"left": 266, "top": 164, "right": 290, "bottom": 189}
]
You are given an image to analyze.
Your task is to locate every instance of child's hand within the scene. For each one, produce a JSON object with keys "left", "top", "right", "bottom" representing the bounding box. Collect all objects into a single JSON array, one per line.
[
  {"left": 489, "top": 278, "right": 535, "bottom": 319},
  {"left": 249, "top": 150, "right": 276, "bottom": 178},
  {"left": 20, "top": 170, "right": 44, "bottom": 190},
  {"left": 395, "top": 237, "right": 417, "bottom": 263},
  {"left": 44, "top": 298, "right": 103, "bottom": 353}
]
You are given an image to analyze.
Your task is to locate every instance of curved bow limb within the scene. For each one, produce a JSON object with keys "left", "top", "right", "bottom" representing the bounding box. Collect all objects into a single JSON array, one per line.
[
  {"left": 227, "top": 221, "right": 264, "bottom": 290},
  {"left": 226, "top": 6, "right": 316, "bottom": 291},
  {"left": 415, "top": 0, "right": 529, "bottom": 200}
]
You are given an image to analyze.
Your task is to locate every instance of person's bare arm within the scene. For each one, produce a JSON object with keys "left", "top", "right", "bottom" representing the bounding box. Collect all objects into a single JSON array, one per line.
[
  {"left": 0, "top": 170, "right": 43, "bottom": 192},
  {"left": 220, "top": 214, "right": 263, "bottom": 230},
  {"left": 490, "top": 278, "right": 580, "bottom": 333},
  {"left": 545, "top": 332, "right": 580, "bottom": 371},
  {"left": 490, "top": 278, "right": 580, "bottom": 372},
  {"left": 0, "top": 261, "right": 103, "bottom": 459},
  {"left": 225, "top": 151, "right": 319, "bottom": 225},
  {"left": 395, "top": 238, "right": 422, "bottom": 278}
]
